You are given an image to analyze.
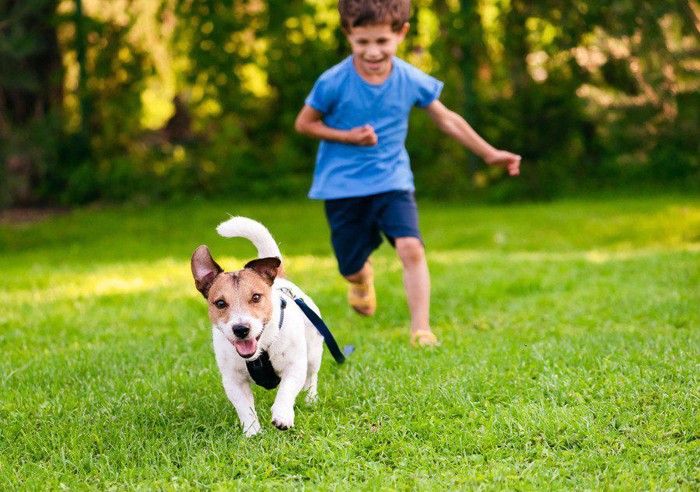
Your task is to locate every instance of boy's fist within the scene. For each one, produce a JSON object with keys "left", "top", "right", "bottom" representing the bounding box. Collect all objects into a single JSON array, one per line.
[
  {"left": 345, "top": 125, "right": 378, "bottom": 146},
  {"left": 485, "top": 150, "right": 522, "bottom": 176}
]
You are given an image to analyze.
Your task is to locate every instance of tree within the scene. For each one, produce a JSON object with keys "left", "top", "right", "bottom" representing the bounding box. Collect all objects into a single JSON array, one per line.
[{"left": 0, "top": 0, "right": 63, "bottom": 206}]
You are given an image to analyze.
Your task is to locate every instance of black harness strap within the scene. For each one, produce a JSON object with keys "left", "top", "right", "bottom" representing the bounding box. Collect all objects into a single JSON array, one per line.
[{"left": 245, "top": 298, "right": 286, "bottom": 390}]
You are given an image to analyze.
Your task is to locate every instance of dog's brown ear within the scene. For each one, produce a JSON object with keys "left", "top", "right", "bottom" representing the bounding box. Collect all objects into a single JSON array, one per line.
[
  {"left": 191, "top": 245, "right": 223, "bottom": 298},
  {"left": 244, "top": 257, "right": 281, "bottom": 286}
]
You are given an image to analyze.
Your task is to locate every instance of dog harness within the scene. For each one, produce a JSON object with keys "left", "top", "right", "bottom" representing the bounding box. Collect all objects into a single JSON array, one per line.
[{"left": 245, "top": 289, "right": 355, "bottom": 390}]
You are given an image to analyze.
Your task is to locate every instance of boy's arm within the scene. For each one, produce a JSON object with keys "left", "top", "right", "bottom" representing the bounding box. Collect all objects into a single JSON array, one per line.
[
  {"left": 424, "top": 100, "right": 521, "bottom": 176},
  {"left": 295, "top": 105, "right": 377, "bottom": 146}
]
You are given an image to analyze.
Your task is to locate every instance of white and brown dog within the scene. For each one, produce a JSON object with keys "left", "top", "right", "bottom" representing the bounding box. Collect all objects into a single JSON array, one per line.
[{"left": 191, "top": 217, "right": 324, "bottom": 436}]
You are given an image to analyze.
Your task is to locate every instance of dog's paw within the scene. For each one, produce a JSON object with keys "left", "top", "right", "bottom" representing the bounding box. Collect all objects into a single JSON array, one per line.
[
  {"left": 243, "top": 421, "right": 262, "bottom": 437},
  {"left": 271, "top": 405, "right": 295, "bottom": 430}
]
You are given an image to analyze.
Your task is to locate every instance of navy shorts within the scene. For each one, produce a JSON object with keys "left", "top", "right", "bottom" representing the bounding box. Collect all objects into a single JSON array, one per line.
[{"left": 324, "top": 190, "right": 422, "bottom": 276}]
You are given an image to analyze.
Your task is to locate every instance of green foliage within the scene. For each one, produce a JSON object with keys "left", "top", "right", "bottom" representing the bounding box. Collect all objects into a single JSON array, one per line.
[
  {"left": 1, "top": 195, "right": 699, "bottom": 488},
  {"left": 0, "top": 0, "right": 63, "bottom": 206},
  {"left": 1, "top": 0, "right": 699, "bottom": 206}
]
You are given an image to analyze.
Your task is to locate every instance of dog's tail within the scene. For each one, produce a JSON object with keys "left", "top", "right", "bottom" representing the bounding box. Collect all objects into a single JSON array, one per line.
[{"left": 216, "top": 216, "right": 283, "bottom": 261}]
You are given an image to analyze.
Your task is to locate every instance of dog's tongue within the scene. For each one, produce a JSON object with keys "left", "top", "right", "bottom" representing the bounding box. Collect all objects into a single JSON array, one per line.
[{"left": 234, "top": 338, "right": 257, "bottom": 357}]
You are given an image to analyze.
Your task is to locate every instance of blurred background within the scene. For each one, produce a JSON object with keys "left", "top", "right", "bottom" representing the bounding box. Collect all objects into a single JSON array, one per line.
[{"left": 1, "top": 0, "right": 698, "bottom": 208}]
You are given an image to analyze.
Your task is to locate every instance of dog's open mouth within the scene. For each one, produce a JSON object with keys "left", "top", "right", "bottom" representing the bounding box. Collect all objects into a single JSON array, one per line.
[{"left": 232, "top": 338, "right": 258, "bottom": 358}]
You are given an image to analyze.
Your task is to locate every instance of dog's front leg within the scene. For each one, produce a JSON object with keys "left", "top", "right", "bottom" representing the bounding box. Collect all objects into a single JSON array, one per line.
[
  {"left": 270, "top": 362, "right": 306, "bottom": 430},
  {"left": 223, "top": 379, "right": 261, "bottom": 437}
]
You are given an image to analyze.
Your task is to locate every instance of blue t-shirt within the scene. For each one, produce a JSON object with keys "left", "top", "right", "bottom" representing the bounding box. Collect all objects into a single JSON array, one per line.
[{"left": 304, "top": 56, "right": 443, "bottom": 200}]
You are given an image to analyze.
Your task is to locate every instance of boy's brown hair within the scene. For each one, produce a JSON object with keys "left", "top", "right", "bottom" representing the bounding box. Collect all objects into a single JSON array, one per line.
[{"left": 338, "top": 0, "right": 411, "bottom": 32}]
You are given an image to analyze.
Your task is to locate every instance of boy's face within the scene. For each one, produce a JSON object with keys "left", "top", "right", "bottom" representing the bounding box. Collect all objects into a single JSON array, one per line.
[{"left": 345, "top": 23, "right": 409, "bottom": 80}]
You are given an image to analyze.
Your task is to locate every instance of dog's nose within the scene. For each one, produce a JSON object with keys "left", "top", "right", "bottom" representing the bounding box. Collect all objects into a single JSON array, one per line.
[{"left": 232, "top": 325, "right": 250, "bottom": 338}]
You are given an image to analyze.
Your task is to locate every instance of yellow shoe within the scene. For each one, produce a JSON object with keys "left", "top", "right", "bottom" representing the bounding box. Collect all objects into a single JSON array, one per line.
[
  {"left": 348, "top": 264, "right": 376, "bottom": 316},
  {"left": 410, "top": 329, "right": 440, "bottom": 347}
]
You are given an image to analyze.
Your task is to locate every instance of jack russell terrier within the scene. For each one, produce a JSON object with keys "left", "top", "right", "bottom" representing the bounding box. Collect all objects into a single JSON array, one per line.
[{"left": 191, "top": 217, "right": 324, "bottom": 436}]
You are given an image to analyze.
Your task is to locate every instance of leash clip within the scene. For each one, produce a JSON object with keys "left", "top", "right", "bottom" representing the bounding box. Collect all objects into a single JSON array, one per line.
[{"left": 279, "top": 287, "right": 297, "bottom": 300}]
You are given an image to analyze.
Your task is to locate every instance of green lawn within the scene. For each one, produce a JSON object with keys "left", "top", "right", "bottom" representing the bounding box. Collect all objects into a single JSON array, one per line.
[{"left": 1, "top": 194, "right": 699, "bottom": 490}]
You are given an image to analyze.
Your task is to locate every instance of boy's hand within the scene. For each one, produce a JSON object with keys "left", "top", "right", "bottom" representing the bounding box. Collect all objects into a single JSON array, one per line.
[
  {"left": 485, "top": 150, "right": 522, "bottom": 176},
  {"left": 345, "top": 125, "right": 378, "bottom": 146}
]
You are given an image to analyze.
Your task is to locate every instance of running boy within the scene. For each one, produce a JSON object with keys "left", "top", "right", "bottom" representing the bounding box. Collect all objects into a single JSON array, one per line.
[{"left": 294, "top": 0, "right": 521, "bottom": 346}]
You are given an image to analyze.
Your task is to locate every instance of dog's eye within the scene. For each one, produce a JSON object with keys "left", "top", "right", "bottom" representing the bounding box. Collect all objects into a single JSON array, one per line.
[
  {"left": 214, "top": 299, "right": 227, "bottom": 309},
  {"left": 251, "top": 294, "right": 262, "bottom": 303}
]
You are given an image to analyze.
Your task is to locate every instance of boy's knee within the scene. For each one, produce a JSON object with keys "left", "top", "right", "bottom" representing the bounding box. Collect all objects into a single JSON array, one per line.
[
  {"left": 344, "top": 261, "right": 371, "bottom": 282},
  {"left": 344, "top": 271, "right": 362, "bottom": 283},
  {"left": 395, "top": 237, "right": 425, "bottom": 265}
]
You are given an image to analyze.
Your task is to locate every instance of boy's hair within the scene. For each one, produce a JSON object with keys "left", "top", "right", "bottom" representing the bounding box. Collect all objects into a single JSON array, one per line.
[{"left": 338, "top": 0, "right": 411, "bottom": 32}]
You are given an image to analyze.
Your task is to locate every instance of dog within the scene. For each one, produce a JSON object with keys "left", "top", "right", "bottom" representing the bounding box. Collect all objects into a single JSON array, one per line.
[{"left": 191, "top": 217, "right": 324, "bottom": 436}]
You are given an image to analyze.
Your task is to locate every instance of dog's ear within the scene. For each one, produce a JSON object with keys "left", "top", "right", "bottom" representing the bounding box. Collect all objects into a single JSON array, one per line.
[
  {"left": 191, "top": 245, "right": 223, "bottom": 298},
  {"left": 244, "top": 257, "right": 281, "bottom": 286}
]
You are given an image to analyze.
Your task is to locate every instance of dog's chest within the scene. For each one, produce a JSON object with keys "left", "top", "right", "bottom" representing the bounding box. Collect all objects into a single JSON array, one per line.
[{"left": 244, "top": 298, "right": 299, "bottom": 389}]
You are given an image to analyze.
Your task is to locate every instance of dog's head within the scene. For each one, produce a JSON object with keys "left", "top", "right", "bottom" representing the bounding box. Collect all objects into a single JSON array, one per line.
[{"left": 191, "top": 245, "right": 281, "bottom": 359}]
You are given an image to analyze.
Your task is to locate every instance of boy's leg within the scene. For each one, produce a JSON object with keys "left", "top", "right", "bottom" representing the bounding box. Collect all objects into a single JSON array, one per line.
[
  {"left": 344, "top": 262, "right": 372, "bottom": 283},
  {"left": 395, "top": 237, "right": 431, "bottom": 335},
  {"left": 344, "top": 261, "right": 376, "bottom": 316},
  {"left": 396, "top": 238, "right": 438, "bottom": 346},
  {"left": 324, "top": 196, "right": 382, "bottom": 316},
  {"left": 378, "top": 191, "right": 439, "bottom": 346}
]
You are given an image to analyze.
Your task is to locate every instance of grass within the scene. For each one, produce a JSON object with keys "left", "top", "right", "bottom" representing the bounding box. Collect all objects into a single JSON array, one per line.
[{"left": 1, "top": 193, "right": 699, "bottom": 490}]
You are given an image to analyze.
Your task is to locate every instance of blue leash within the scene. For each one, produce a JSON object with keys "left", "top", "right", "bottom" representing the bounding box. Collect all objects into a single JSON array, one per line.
[{"left": 282, "top": 288, "right": 354, "bottom": 364}]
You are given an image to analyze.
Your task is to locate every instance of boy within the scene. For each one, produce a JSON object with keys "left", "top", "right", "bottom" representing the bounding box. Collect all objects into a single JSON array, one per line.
[{"left": 294, "top": 0, "right": 521, "bottom": 346}]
